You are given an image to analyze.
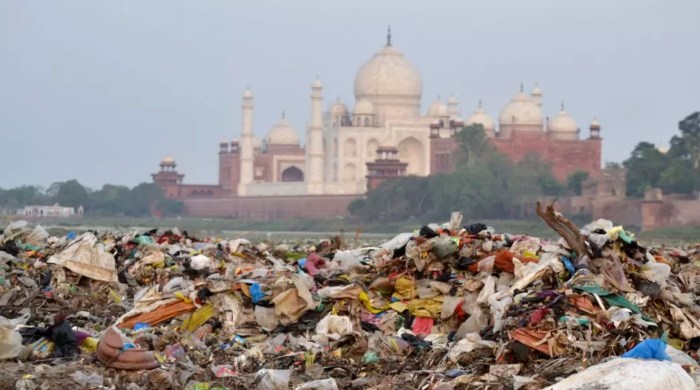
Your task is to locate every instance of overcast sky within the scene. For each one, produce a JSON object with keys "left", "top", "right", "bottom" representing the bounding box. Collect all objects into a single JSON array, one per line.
[{"left": 2, "top": 0, "right": 699, "bottom": 189}]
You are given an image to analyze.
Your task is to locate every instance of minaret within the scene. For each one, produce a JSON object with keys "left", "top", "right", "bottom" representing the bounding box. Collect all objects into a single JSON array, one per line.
[
  {"left": 238, "top": 89, "right": 254, "bottom": 195},
  {"left": 531, "top": 82, "right": 543, "bottom": 108},
  {"left": 307, "top": 79, "right": 324, "bottom": 194}
]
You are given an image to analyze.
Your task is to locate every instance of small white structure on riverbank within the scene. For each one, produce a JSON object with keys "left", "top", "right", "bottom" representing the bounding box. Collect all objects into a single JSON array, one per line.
[{"left": 16, "top": 203, "right": 83, "bottom": 218}]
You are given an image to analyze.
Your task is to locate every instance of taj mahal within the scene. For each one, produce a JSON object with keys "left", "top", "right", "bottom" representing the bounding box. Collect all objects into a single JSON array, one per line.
[{"left": 153, "top": 30, "right": 603, "bottom": 219}]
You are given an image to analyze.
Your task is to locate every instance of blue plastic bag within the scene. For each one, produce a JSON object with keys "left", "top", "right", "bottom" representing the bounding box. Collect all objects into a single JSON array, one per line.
[
  {"left": 621, "top": 339, "right": 671, "bottom": 361},
  {"left": 250, "top": 283, "right": 265, "bottom": 304}
]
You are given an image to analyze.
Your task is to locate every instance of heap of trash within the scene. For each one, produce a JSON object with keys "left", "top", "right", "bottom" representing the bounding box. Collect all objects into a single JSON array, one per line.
[{"left": 0, "top": 204, "right": 699, "bottom": 389}]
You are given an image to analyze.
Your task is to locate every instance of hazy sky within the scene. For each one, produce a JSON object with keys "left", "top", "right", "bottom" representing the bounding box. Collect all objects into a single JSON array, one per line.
[{"left": 2, "top": 0, "right": 699, "bottom": 189}]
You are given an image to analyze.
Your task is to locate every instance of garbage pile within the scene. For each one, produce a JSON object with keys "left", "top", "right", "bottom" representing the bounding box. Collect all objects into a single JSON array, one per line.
[{"left": 0, "top": 206, "right": 699, "bottom": 390}]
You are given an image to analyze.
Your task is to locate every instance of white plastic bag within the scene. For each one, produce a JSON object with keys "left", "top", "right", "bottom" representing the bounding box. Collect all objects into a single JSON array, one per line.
[{"left": 545, "top": 358, "right": 695, "bottom": 390}]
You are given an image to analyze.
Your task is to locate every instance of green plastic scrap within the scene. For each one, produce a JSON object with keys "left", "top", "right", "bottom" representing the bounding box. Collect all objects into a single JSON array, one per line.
[
  {"left": 362, "top": 351, "right": 380, "bottom": 365},
  {"left": 573, "top": 284, "right": 655, "bottom": 324},
  {"left": 618, "top": 229, "right": 635, "bottom": 244},
  {"left": 134, "top": 235, "right": 154, "bottom": 245}
]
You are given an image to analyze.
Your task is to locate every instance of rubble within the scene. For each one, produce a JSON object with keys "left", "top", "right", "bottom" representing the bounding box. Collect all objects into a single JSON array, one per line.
[{"left": 0, "top": 207, "right": 699, "bottom": 389}]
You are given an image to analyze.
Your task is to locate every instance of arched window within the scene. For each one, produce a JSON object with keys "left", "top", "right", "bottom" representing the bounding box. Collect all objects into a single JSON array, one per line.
[{"left": 281, "top": 166, "right": 304, "bottom": 182}]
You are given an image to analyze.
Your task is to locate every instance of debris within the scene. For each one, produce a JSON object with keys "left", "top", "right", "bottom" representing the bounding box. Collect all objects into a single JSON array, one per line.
[{"left": 0, "top": 208, "right": 699, "bottom": 389}]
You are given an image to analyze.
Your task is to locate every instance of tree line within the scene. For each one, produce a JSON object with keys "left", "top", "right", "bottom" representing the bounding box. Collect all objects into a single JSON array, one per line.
[
  {"left": 0, "top": 181, "right": 183, "bottom": 217},
  {"left": 349, "top": 124, "right": 591, "bottom": 222},
  {"left": 624, "top": 112, "right": 700, "bottom": 197},
  {"left": 349, "top": 111, "right": 700, "bottom": 222}
]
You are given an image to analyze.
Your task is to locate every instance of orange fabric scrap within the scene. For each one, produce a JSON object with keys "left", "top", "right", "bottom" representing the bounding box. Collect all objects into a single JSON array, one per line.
[
  {"left": 470, "top": 249, "right": 539, "bottom": 273},
  {"left": 567, "top": 294, "right": 600, "bottom": 315},
  {"left": 118, "top": 300, "right": 196, "bottom": 329},
  {"left": 509, "top": 328, "right": 551, "bottom": 356}
]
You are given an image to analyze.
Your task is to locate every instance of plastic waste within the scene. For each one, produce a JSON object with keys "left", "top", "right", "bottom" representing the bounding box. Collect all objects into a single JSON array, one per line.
[
  {"left": 250, "top": 283, "right": 265, "bottom": 303},
  {"left": 315, "top": 315, "right": 353, "bottom": 340},
  {"left": 361, "top": 351, "right": 380, "bottom": 365},
  {"left": 544, "top": 358, "right": 695, "bottom": 390},
  {"left": 297, "top": 378, "right": 340, "bottom": 390},
  {"left": 191, "top": 254, "right": 216, "bottom": 271},
  {"left": 255, "top": 305, "right": 279, "bottom": 331},
  {"left": 71, "top": 371, "right": 104, "bottom": 387},
  {"left": 47, "top": 233, "right": 119, "bottom": 282},
  {"left": 621, "top": 339, "right": 671, "bottom": 361},
  {"left": 256, "top": 369, "right": 291, "bottom": 390},
  {"left": 211, "top": 364, "right": 237, "bottom": 378},
  {"left": 0, "top": 325, "right": 23, "bottom": 359}
]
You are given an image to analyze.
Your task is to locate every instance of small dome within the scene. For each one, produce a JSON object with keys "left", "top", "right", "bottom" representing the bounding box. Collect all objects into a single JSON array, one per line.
[
  {"left": 548, "top": 106, "right": 578, "bottom": 133},
  {"left": 253, "top": 136, "right": 262, "bottom": 149},
  {"left": 330, "top": 100, "right": 348, "bottom": 117},
  {"left": 161, "top": 155, "right": 175, "bottom": 164},
  {"left": 427, "top": 100, "right": 448, "bottom": 117},
  {"left": 447, "top": 95, "right": 461, "bottom": 117},
  {"left": 243, "top": 89, "right": 253, "bottom": 98},
  {"left": 466, "top": 104, "right": 495, "bottom": 131},
  {"left": 354, "top": 45, "right": 422, "bottom": 102},
  {"left": 230, "top": 138, "right": 239, "bottom": 144},
  {"left": 531, "top": 84, "right": 542, "bottom": 96},
  {"left": 220, "top": 138, "right": 228, "bottom": 145},
  {"left": 499, "top": 89, "right": 543, "bottom": 126},
  {"left": 589, "top": 118, "right": 601, "bottom": 129},
  {"left": 265, "top": 117, "right": 300, "bottom": 145},
  {"left": 312, "top": 79, "right": 322, "bottom": 88},
  {"left": 657, "top": 145, "right": 669, "bottom": 154},
  {"left": 354, "top": 98, "right": 375, "bottom": 115}
]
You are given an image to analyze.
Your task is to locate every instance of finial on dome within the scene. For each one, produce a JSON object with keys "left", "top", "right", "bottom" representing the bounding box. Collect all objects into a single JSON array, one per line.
[
  {"left": 282, "top": 110, "right": 286, "bottom": 119},
  {"left": 437, "top": 94, "right": 441, "bottom": 101},
  {"left": 560, "top": 101, "right": 565, "bottom": 111},
  {"left": 478, "top": 99, "right": 482, "bottom": 109},
  {"left": 520, "top": 82, "right": 524, "bottom": 92},
  {"left": 387, "top": 25, "right": 392, "bottom": 46}
]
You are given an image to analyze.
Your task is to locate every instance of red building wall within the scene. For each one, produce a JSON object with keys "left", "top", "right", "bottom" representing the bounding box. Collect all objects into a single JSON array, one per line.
[
  {"left": 183, "top": 195, "right": 361, "bottom": 220},
  {"left": 429, "top": 132, "right": 602, "bottom": 181}
]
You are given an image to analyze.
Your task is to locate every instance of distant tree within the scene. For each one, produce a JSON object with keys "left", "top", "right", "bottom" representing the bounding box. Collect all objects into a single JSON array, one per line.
[
  {"left": 0, "top": 185, "right": 48, "bottom": 207},
  {"left": 453, "top": 124, "right": 494, "bottom": 168},
  {"left": 90, "top": 184, "right": 131, "bottom": 215},
  {"left": 124, "top": 183, "right": 164, "bottom": 216},
  {"left": 674, "top": 112, "right": 700, "bottom": 169},
  {"left": 55, "top": 180, "right": 90, "bottom": 209},
  {"left": 658, "top": 159, "right": 698, "bottom": 194},
  {"left": 623, "top": 142, "right": 669, "bottom": 198},
  {"left": 566, "top": 170, "right": 590, "bottom": 196}
]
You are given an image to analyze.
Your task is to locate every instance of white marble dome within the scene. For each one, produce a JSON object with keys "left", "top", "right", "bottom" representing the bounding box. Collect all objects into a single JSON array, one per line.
[
  {"left": 499, "top": 90, "right": 543, "bottom": 126},
  {"left": 548, "top": 107, "right": 578, "bottom": 133},
  {"left": 330, "top": 100, "right": 348, "bottom": 117},
  {"left": 354, "top": 45, "right": 422, "bottom": 102},
  {"left": 353, "top": 98, "right": 375, "bottom": 115},
  {"left": 161, "top": 155, "right": 175, "bottom": 164},
  {"left": 265, "top": 117, "right": 300, "bottom": 145},
  {"left": 427, "top": 100, "right": 448, "bottom": 117},
  {"left": 467, "top": 105, "right": 495, "bottom": 131}
]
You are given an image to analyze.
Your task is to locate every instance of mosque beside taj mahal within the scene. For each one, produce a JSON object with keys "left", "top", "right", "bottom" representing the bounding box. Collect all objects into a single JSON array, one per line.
[{"left": 152, "top": 30, "right": 608, "bottom": 220}]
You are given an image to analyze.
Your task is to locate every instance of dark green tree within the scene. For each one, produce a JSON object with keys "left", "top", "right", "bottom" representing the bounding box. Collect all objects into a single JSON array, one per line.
[
  {"left": 54, "top": 180, "right": 90, "bottom": 208},
  {"left": 623, "top": 142, "right": 669, "bottom": 198},
  {"left": 453, "top": 124, "right": 493, "bottom": 168},
  {"left": 566, "top": 170, "right": 590, "bottom": 196},
  {"left": 90, "top": 184, "right": 131, "bottom": 216}
]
